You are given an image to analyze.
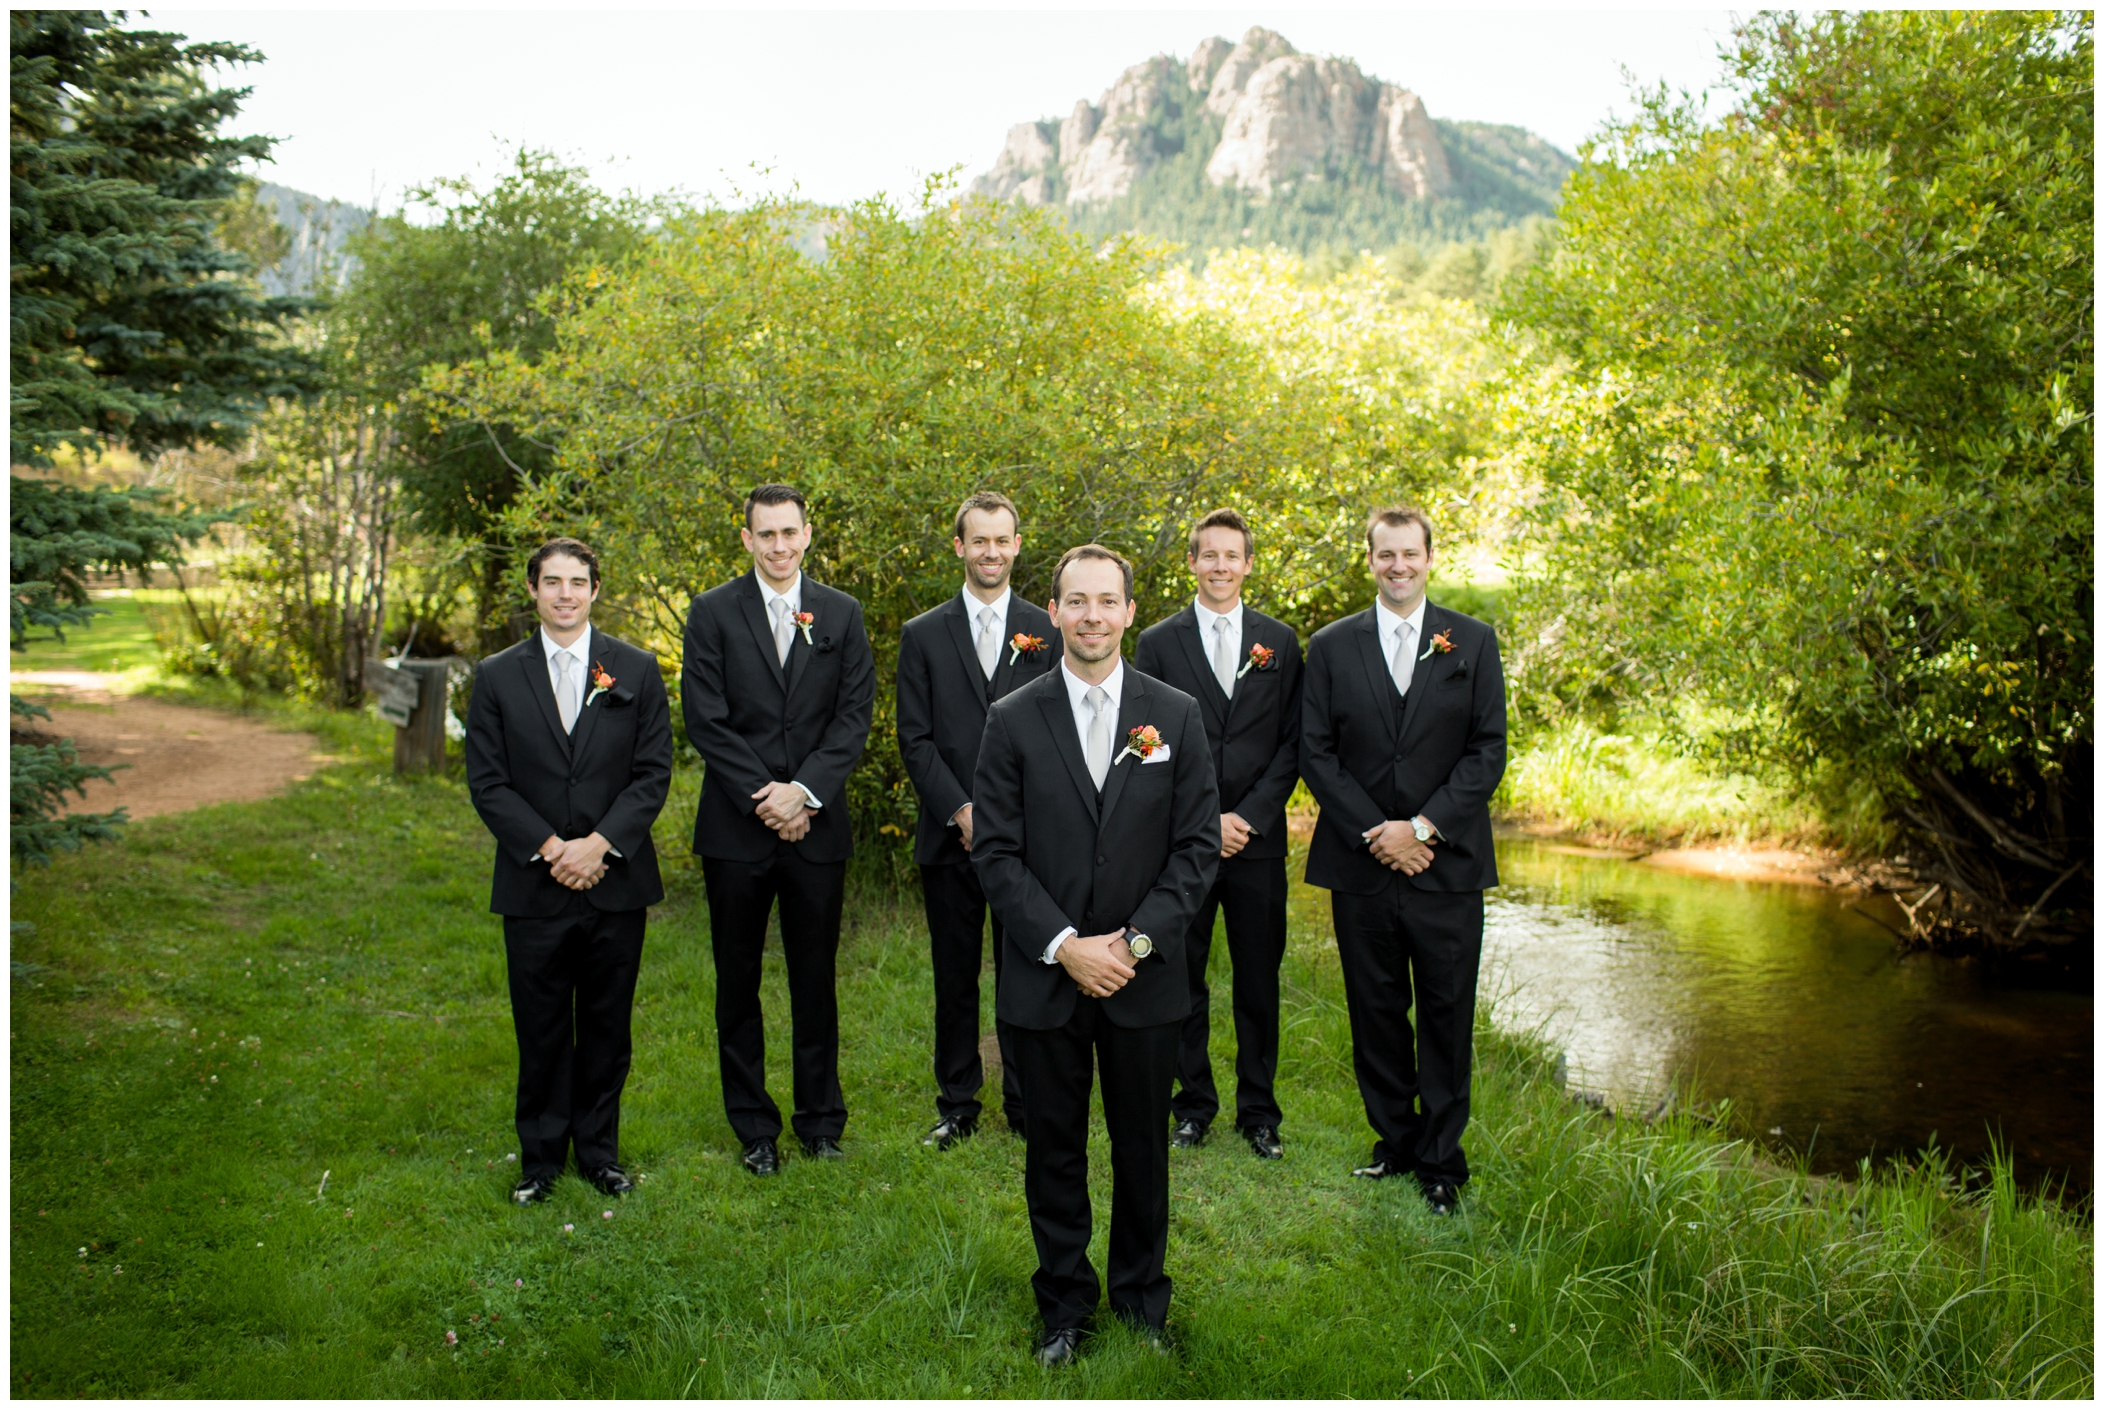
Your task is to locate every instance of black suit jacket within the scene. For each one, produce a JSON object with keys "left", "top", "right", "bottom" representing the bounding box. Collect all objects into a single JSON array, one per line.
[
  {"left": 1134, "top": 603, "right": 1303, "bottom": 860},
  {"left": 466, "top": 628, "right": 674, "bottom": 917},
  {"left": 1300, "top": 601, "right": 1507, "bottom": 895},
  {"left": 896, "top": 591, "right": 1060, "bottom": 866},
  {"left": 972, "top": 664, "right": 1220, "bottom": 1031},
  {"left": 681, "top": 573, "right": 875, "bottom": 864}
]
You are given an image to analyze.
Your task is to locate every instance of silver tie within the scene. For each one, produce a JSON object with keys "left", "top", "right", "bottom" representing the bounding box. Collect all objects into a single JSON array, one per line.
[
  {"left": 1212, "top": 617, "right": 1236, "bottom": 698},
  {"left": 977, "top": 606, "right": 1001, "bottom": 680},
  {"left": 1084, "top": 685, "right": 1112, "bottom": 790},
  {"left": 555, "top": 650, "right": 578, "bottom": 733},
  {"left": 772, "top": 598, "right": 794, "bottom": 667},
  {"left": 1391, "top": 622, "right": 1416, "bottom": 698}
]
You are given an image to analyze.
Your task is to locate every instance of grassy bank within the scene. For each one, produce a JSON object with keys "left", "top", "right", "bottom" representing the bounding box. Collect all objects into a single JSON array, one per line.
[{"left": 10, "top": 711, "right": 2089, "bottom": 1397}]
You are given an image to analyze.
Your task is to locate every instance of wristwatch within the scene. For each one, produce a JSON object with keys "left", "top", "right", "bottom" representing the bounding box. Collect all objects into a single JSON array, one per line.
[
  {"left": 1410, "top": 816, "right": 1434, "bottom": 842},
  {"left": 1122, "top": 927, "right": 1154, "bottom": 960}
]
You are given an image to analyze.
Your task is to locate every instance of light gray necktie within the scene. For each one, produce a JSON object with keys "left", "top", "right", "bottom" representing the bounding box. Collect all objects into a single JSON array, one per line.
[
  {"left": 1390, "top": 621, "right": 1416, "bottom": 698},
  {"left": 1212, "top": 617, "right": 1236, "bottom": 698},
  {"left": 1084, "top": 685, "right": 1112, "bottom": 790},
  {"left": 977, "top": 605, "right": 1001, "bottom": 680},
  {"left": 555, "top": 650, "right": 579, "bottom": 733},
  {"left": 772, "top": 597, "right": 794, "bottom": 667}
]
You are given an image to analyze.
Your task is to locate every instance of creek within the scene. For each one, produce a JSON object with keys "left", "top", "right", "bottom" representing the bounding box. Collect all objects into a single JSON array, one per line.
[{"left": 1476, "top": 838, "right": 2092, "bottom": 1192}]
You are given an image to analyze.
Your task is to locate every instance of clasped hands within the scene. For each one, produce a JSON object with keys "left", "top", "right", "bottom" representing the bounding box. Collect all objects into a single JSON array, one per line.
[
  {"left": 1060, "top": 931, "right": 1138, "bottom": 998},
  {"left": 541, "top": 831, "right": 613, "bottom": 890},
  {"left": 1364, "top": 818, "right": 1436, "bottom": 875},
  {"left": 751, "top": 780, "right": 813, "bottom": 843}
]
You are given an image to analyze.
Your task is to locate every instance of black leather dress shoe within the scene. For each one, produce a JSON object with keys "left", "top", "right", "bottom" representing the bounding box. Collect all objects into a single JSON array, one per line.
[
  {"left": 801, "top": 1135, "right": 845, "bottom": 1160},
  {"left": 1033, "top": 1325, "right": 1085, "bottom": 1368},
  {"left": 1242, "top": 1125, "right": 1284, "bottom": 1160},
  {"left": 741, "top": 1139, "right": 778, "bottom": 1177},
  {"left": 1351, "top": 1157, "right": 1400, "bottom": 1179},
  {"left": 511, "top": 1171, "right": 558, "bottom": 1205},
  {"left": 923, "top": 1115, "right": 977, "bottom": 1150},
  {"left": 1170, "top": 1118, "right": 1209, "bottom": 1149},
  {"left": 585, "top": 1163, "right": 634, "bottom": 1197},
  {"left": 1421, "top": 1179, "right": 1460, "bottom": 1216}
]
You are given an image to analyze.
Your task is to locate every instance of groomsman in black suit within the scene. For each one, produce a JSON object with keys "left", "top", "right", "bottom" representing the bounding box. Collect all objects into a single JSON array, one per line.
[
  {"left": 973, "top": 544, "right": 1219, "bottom": 1365},
  {"left": 896, "top": 491, "right": 1060, "bottom": 1148},
  {"left": 682, "top": 484, "right": 875, "bottom": 1176},
  {"left": 1135, "top": 508, "right": 1302, "bottom": 1161},
  {"left": 1299, "top": 506, "right": 1506, "bottom": 1216},
  {"left": 466, "top": 537, "right": 674, "bottom": 1204}
]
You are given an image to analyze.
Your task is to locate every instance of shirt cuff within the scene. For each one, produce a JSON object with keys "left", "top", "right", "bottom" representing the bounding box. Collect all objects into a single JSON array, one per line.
[
  {"left": 793, "top": 781, "right": 822, "bottom": 810},
  {"left": 949, "top": 802, "right": 970, "bottom": 826},
  {"left": 1418, "top": 814, "right": 1444, "bottom": 840},
  {"left": 1044, "top": 927, "right": 1076, "bottom": 964}
]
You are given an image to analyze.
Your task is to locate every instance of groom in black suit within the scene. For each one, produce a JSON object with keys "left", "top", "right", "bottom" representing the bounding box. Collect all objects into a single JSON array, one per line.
[
  {"left": 682, "top": 484, "right": 875, "bottom": 1176},
  {"left": 466, "top": 537, "right": 674, "bottom": 1204},
  {"left": 1300, "top": 506, "right": 1506, "bottom": 1216},
  {"left": 1135, "top": 508, "right": 1303, "bottom": 1161},
  {"left": 896, "top": 490, "right": 1059, "bottom": 1148},
  {"left": 973, "top": 544, "right": 1219, "bottom": 1365}
]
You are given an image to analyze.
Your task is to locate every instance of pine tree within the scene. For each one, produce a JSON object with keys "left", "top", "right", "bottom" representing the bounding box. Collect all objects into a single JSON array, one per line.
[{"left": 9, "top": 10, "right": 321, "bottom": 465}]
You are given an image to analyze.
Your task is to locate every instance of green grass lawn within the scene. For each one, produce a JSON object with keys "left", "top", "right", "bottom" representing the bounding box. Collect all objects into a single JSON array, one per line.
[
  {"left": 9, "top": 591, "right": 167, "bottom": 678},
  {"left": 9, "top": 712, "right": 2092, "bottom": 1397}
]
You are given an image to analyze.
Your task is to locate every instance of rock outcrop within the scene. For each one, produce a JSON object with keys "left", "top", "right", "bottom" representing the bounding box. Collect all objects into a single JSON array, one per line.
[{"left": 971, "top": 26, "right": 1458, "bottom": 209}]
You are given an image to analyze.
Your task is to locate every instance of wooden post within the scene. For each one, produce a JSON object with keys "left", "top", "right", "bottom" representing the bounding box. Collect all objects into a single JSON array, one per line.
[{"left": 365, "top": 658, "right": 457, "bottom": 775}]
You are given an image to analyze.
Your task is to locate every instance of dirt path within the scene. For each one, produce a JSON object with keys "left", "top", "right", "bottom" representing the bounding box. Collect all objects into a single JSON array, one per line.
[{"left": 11, "top": 671, "right": 332, "bottom": 820}]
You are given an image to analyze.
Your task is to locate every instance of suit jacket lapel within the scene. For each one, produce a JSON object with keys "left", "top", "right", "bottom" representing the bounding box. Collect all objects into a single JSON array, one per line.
[
  {"left": 1034, "top": 675, "right": 1099, "bottom": 824},
  {"left": 1173, "top": 607, "right": 1230, "bottom": 730},
  {"left": 738, "top": 576, "right": 788, "bottom": 691},
  {"left": 948, "top": 595, "right": 993, "bottom": 705},
  {"left": 784, "top": 588, "right": 816, "bottom": 699},
  {"left": 1394, "top": 604, "right": 1446, "bottom": 748},
  {"left": 567, "top": 627, "right": 607, "bottom": 763},
  {"left": 1097, "top": 671, "right": 1148, "bottom": 830},
  {"left": 1352, "top": 610, "right": 1400, "bottom": 743},
  {"left": 519, "top": 635, "right": 573, "bottom": 758}
]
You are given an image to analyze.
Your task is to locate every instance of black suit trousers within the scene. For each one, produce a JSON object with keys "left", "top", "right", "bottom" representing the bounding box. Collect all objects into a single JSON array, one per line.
[
  {"left": 920, "top": 861, "right": 1026, "bottom": 1129},
  {"left": 1171, "top": 854, "right": 1288, "bottom": 1131},
  {"left": 703, "top": 849, "right": 849, "bottom": 1145},
  {"left": 1330, "top": 880, "right": 1484, "bottom": 1184},
  {"left": 1010, "top": 999, "right": 1178, "bottom": 1332},
  {"left": 502, "top": 892, "right": 647, "bottom": 1177}
]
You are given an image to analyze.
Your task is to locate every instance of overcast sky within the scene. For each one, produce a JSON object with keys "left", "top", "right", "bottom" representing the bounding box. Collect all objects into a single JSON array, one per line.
[{"left": 146, "top": 5, "right": 1740, "bottom": 212}]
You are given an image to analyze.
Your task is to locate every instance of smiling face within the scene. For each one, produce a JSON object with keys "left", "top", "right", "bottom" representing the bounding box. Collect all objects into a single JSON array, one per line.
[
  {"left": 1368, "top": 518, "right": 1434, "bottom": 615},
  {"left": 954, "top": 505, "right": 1021, "bottom": 595},
  {"left": 1188, "top": 525, "right": 1252, "bottom": 613},
  {"left": 1050, "top": 555, "right": 1136, "bottom": 673},
  {"left": 741, "top": 500, "right": 810, "bottom": 589},
  {"left": 529, "top": 552, "right": 598, "bottom": 642}
]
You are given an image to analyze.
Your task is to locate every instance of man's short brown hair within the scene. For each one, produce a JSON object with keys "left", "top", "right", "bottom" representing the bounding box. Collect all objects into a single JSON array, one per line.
[
  {"left": 953, "top": 490, "right": 1020, "bottom": 542},
  {"left": 1051, "top": 543, "right": 1134, "bottom": 601},
  {"left": 525, "top": 536, "right": 600, "bottom": 586},
  {"left": 1365, "top": 504, "right": 1434, "bottom": 555},
  {"left": 743, "top": 482, "right": 808, "bottom": 527},
  {"left": 1188, "top": 507, "right": 1253, "bottom": 558}
]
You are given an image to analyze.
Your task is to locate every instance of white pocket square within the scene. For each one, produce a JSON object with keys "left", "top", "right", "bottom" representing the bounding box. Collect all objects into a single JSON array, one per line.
[{"left": 1142, "top": 744, "right": 1172, "bottom": 764}]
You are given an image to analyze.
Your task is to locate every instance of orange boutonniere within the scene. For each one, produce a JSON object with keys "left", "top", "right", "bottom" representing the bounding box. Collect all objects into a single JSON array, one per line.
[
  {"left": 1237, "top": 641, "right": 1276, "bottom": 678},
  {"left": 792, "top": 610, "right": 815, "bottom": 645},
  {"left": 586, "top": 661, "right": 615, "bottom": 706},
  {"left": 1008, "top": 632, "right": 1047, "bottom": 665},
  {"left": 1417, "top": 630, "right": 1455, "bottom": 661},
  {"left": 1115, "top": 724, "right": 1166, "bottom": 765}
]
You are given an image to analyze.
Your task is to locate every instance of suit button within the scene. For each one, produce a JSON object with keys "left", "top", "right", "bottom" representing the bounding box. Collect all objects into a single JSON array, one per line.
[{"left": 1096, "top": 855, "right": 1107, "bottom": 865}]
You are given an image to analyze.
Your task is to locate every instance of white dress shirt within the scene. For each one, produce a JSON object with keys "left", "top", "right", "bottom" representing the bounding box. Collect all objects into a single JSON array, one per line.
[
  {"left": 541, "top": 624, "right": 591, "bottom": 729},
  {"left": 1194, "top": 597, "right": 1243, "bottom": 697},
  {"left": 961, "top": 583, "right": 1012, "bottom": 680},
  {"left": 1372, "top": 593, "right": 1440, "bottom": 838},
  {"left": 754, "top": 570, "right": 822, "bottom": 813},
  {"left": 533, "top": 625, "right": 618, "bottom": 859},
  {"left": 1044, "top": 658, "right": 1125, "bottom": 963}
]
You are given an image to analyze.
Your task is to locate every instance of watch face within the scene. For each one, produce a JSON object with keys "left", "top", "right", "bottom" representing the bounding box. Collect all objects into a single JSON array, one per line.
[{"left": 1129, "top": 935, "right": 1152, "bottom": 958}]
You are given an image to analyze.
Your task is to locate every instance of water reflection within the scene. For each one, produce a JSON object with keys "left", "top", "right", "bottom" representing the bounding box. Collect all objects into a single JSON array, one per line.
[{"left": 1472, "top": 839, "right": 2091, "bottom": 1189}]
